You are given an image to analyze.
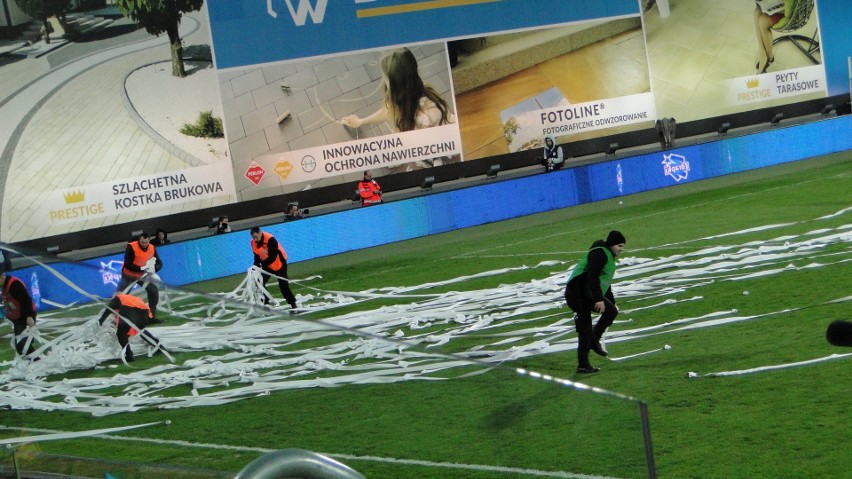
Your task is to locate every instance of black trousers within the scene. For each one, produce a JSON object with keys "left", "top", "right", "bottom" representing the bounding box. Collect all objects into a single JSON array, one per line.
[
  {"left": 565, "top": 289, "right": 618, "bottom": 366},
  {"left": 115, "top": 307, "right": 160, "bottom": 362},
  {"left": 262, "top": 263, "right": 297, "bottom": 308},
  {"left": 11, "top": 318, "right": 36, "bottom": 355},
  {"left": 117, "top": 320, "right": 162, "bottom": 362},
  {"left": 116, "top": 274, "right": 159, "bottom": 315}
]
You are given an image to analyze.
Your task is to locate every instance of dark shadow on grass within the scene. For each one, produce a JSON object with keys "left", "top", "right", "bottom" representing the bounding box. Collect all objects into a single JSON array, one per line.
[{"left": 482, "top": 387, "right": 560, "bottom": 432}]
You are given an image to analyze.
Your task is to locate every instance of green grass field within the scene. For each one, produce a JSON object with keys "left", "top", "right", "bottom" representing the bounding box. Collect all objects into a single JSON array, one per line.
[{"left": 1, "top": 152, "right": 851, "bottom": 478}]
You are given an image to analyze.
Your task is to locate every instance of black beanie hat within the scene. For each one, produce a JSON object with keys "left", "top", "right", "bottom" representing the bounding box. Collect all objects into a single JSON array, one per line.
[{"left": 605, "top": 230, "right": 626, "bottom": 246}]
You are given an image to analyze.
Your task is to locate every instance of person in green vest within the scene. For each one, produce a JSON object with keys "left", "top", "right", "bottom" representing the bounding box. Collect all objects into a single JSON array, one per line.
[{"left": 564, "top": 230, "right": 626, "bottom": 374}]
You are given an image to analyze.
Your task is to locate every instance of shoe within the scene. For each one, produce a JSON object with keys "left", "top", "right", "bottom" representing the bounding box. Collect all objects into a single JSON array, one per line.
[
  {"left": 148, "top": 317, "right": 163, "bottom": 325},
  {"left": 576, "top": 365, "right": 600, "bottom": 374},
  {"left": 591, "top": 338, "right": 608, "bottom": 357},
  {"left": 756, "top": 56, "right": 774, "bottom": 74}
]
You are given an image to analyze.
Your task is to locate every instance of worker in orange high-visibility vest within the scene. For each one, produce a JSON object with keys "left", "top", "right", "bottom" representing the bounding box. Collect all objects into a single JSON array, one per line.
[
  {"left": 250, "top": 226, "right": 298, "bottom": 310},
  {"left": 357, "top": 171, "right": 382, "bottom": 206},
  {"left": 98, "top": 293, "right": 167, "bottom": 362},
  {"left": 116, "top": 231, "right": 163, "bottom": 322},
  {"left": 1, "top": 265, "right": 37, "bottom": 357}
]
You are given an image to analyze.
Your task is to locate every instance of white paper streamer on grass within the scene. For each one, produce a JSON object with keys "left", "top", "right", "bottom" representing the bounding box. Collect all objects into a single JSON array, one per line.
[
  {"left": 0, "top": 220, "right": 848, "bottom": 415},
  {"left": 702, "top": 353, "right": 852, "bottom": 377},
  {"left": 608, "top": 345, "right": 672, "bottom": 362},
  {"left": 0, "top": 421, "right": 163, "bottom": 446}
]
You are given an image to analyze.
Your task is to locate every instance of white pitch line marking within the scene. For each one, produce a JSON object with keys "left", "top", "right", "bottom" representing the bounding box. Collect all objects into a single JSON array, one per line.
[{"left": 0, "top": 425, "right": 621, "bottom": 479}]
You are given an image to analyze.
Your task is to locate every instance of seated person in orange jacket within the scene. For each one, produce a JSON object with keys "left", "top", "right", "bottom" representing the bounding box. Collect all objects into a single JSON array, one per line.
[{"left": 357, "top": 171, "right": 382, "bottom": 206}]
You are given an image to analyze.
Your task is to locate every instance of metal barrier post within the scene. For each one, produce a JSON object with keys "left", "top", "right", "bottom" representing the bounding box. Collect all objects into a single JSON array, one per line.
[{"left": 235, "top": 449, "right": 366, "bottom": 479}]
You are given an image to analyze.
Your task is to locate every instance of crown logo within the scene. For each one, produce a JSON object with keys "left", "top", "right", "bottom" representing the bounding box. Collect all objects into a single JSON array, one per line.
[
  {"left": 746, "top": 77, "right": 759, "bottom": 88},
  {"left": 64, "top": 190, "right": 85, "bottom": 204}
]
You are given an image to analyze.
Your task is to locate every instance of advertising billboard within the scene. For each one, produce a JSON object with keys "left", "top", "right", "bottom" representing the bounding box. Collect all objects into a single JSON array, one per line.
[{"left": 1, "top": 0, "right": 849, "bottom": 244}]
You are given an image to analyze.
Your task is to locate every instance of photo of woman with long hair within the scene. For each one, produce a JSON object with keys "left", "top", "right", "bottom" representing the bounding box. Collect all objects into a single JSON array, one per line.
[
  {"left": 341, "top": 47, "right": 455, "bottom": 132},
  {"left": 341, "top": 47, "right": 458, "bottom": 172}
]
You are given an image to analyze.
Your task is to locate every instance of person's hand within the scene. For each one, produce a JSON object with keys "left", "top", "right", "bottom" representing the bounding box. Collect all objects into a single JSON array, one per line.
[
  {"left": 25, "top": 316, "right": 35, "bottom": 328},
  {"left": 594, "top": 301, "right": 605, "bottom": 313},
  {"left": 341, "top": 115, "right": 362, "bottom": 128}
]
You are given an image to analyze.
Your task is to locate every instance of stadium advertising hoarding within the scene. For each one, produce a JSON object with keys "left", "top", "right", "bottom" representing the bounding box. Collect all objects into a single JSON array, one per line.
[
  {"left": 252, "top": 125, "right": 462, "bottom": 185},
  {"left": 209, "top": 0, "right": 837, "bottom": 199},
  {"left": 46, "top": 164, "right": 236, "bottom": 224},
  {"left": 207, "top": 0, "right": 641, "bottom": 68},
  {"left": 210, "top": 0, "right": 652, "bottom": 199},
  {"left": 644, "top": 0, "right": 830, "bottom": 123},
  {"left": 19, "top": 114, "right": 852, "bottom": 310},
  {"left": 2, "top": 0, "right": 848, "bottom": 243}
]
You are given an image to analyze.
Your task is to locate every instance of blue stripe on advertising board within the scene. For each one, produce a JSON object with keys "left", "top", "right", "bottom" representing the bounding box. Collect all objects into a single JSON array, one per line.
[{"left": 208, "top": 0, "right": 640, "bottom": 68}]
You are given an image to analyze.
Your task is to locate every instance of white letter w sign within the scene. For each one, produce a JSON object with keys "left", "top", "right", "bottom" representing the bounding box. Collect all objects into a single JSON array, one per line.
[{"left": 267, "top": 0, "right": 329, "bottom": 25}]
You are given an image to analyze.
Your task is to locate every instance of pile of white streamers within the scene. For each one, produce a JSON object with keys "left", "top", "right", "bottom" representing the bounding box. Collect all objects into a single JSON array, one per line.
[{"left": 0, "top": 218, "right": 849, "bottom": 415}]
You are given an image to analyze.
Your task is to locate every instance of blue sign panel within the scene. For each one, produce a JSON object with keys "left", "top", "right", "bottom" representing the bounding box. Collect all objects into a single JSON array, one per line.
[{"left": 208, "top": 0, "right": 641, "bottom": 68}]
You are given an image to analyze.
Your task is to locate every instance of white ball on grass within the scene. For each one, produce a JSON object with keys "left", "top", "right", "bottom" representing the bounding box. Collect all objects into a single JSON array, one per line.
[
  {"left": 742, "top": 291, "right": 749, "bottom": 296},
  {"left": 687, "top": 372, "right": 698, "bottom": 379}
]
